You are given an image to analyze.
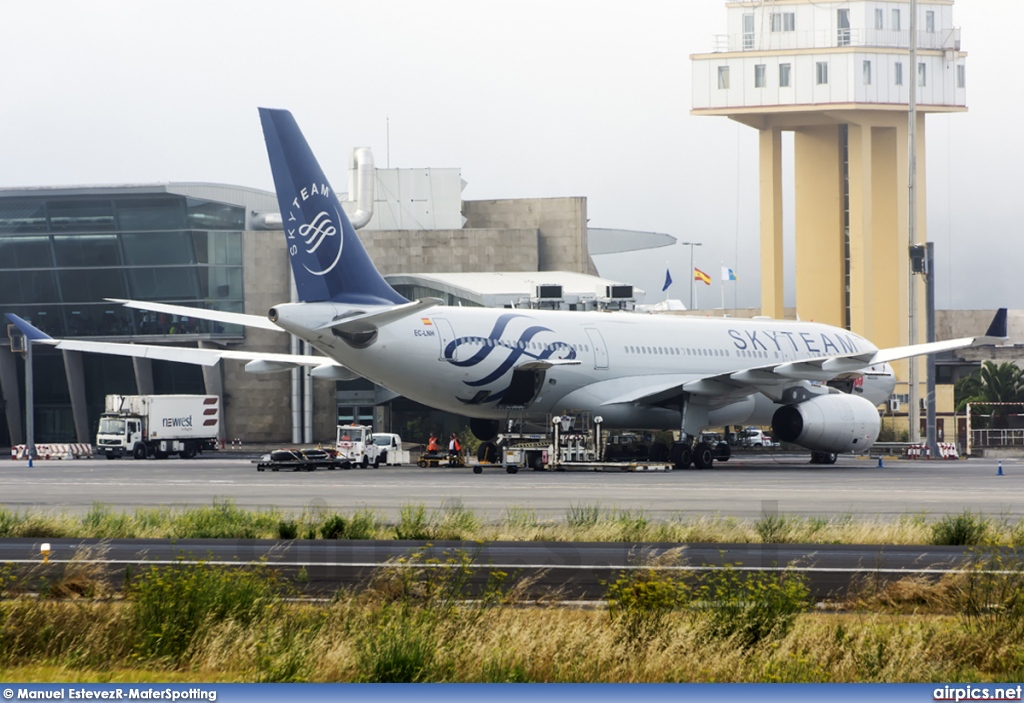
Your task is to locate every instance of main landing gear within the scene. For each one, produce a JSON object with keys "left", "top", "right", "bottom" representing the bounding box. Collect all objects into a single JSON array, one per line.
[
  {"left": 810, "top": 451, "right": 838, "bottom": 465},
  {"left": 671, "top": 439, "right": 715, "bottom": 470}
]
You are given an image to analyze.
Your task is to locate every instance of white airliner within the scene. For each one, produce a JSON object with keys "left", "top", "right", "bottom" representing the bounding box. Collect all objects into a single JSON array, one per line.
[{"left": 6, "top": 108, "right": 1006, "bottom": 468}]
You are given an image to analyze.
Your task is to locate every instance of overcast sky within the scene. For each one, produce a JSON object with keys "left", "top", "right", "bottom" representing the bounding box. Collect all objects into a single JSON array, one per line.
[{"left": 1, "top": 1, "right": 1017, "bottom": 312}]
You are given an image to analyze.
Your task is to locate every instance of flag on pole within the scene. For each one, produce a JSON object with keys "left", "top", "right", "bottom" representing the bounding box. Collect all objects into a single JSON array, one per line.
[
  {"left": 662, "top": 269, "right": 673, "bottom": 292},
  {"left": 721, "top": 266, "right": 737, "bottom": 281},
  {"left": 694, "top": 268, "right": 711, "bottom": 285}
]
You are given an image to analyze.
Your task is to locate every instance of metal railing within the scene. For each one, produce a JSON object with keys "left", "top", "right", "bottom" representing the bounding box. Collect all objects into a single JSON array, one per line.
[
  {"left": 971, "top": 429, "right": 1024, "bottom": 448},
  {"left": 711, "top": 27, "right": 960, "bottom": 53}
]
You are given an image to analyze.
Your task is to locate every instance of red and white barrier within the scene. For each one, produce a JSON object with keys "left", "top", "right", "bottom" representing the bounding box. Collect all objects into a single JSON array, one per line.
[
  {"left": 11, "top": 444, "right": 94, "bottom": 460},
  {"left": 906, "top": 443, "right": 959, "bottom": 460}
]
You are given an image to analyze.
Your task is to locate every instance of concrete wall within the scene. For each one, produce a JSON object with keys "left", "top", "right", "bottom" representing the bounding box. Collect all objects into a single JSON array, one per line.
[
  {"left": 359, "top": 228, "right": 539, "bottom": 274},
  {"left": 462, "top": 197, "right": 597, "bottom": 275}
]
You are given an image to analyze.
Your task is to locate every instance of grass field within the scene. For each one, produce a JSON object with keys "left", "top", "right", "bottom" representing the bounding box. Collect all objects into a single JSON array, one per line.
[
  {"left": 2, "top": 501, "right": 1023, "bottom": 682},
  {"left": 1, "top": 499, "right": 1022, "bottom": 546}
]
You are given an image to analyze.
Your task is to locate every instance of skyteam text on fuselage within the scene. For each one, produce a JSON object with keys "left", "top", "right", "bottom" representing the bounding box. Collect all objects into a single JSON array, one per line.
[{"left": 5, "top": 108, "right": 1006, "bottom": 469}]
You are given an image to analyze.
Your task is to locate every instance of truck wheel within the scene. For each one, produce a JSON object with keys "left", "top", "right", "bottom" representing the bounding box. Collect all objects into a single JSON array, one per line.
[
  {"left": 180, "top": 445, "right": 196, "bottom": 459},
  {"left": 361, "top": 455, "right": 369, "bottom": 468},
  {"left": 133, "top": 445, "right": 147, "bottom": 460}
]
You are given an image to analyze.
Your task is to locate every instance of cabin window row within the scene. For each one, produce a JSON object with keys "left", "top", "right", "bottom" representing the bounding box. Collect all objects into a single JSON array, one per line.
[{"left": 622, "top": 345, "right": 772, "bottom": 359}]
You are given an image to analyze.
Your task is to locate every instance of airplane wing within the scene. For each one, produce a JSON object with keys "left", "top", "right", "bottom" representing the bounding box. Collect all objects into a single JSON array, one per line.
[
  {"left": 602, "top": 308, "right": 1007, "bottom": 407},
  {"left": 4, "top": 313, "right": 348, "bottom": 376}
]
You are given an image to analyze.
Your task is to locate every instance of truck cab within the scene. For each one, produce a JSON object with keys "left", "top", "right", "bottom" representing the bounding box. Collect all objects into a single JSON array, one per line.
[
  {"left": 96, "top": 415, "right": 144, "bottom": 459},
  {"left": 336, "top": 424, "right": 378, "bottom": 467}
]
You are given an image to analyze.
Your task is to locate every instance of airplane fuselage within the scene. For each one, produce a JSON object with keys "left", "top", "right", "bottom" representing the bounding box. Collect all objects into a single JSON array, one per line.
[{"left": 271, "top": 302, "right": 897, "bottom": 431}]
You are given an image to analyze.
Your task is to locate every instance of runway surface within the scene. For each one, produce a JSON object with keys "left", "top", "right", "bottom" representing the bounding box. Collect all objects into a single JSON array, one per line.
[
  {"left": 0, "top": 537, "right": 997, "bottom": 600},
  {"left": 1, "top": 453, "right": 1021, "bottom": 520}
]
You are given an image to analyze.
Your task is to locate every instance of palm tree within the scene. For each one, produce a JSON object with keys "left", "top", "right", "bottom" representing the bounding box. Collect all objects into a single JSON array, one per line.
[{"left": 956, "top": 361, "right": 1024, "bottom": 428}]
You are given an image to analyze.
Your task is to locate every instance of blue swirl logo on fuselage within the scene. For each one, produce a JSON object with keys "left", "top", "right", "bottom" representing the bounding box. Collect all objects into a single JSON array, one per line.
[{"left": 443, "top": 313, "right": 576, "bottom": 405}]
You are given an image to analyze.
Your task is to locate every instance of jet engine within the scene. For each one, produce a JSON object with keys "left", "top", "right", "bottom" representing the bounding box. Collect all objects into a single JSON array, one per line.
[{"left": 771, "top": 392, "right": 881, "bottom": 454}]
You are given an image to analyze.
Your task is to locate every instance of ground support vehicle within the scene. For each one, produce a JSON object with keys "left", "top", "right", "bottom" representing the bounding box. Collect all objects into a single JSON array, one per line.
[
  {"left": 370, "top": 432, "right": 410, "bottom": 466},
  {"left": 95, "top": 394, "right": 219, "bottom": 460},
  {"left": 335, "top": 424, "right": 382, "bottom": 468},
  {"left": 417, "top": 451, "right": 466, "bottom": 468},
  {"left": 474, "top": 413, "right": 680, "bottom": 474},
  {"left": 255, "top": 447, "right": 346, "bottom": 471}
]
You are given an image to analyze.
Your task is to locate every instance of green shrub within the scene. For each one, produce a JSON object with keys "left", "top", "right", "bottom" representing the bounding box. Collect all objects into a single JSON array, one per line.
[
  {"left": 932, "top": 511, "right": 990, "bottom": 546},
  {"left": 277, "top": 520, "right": 299, "bottom": 540},
  {"left": 320, "top": 515, "right": 348, "bottom": 540},
  {"left": 355, "top": 605, "right": 436, "bottom": 682},
  {"left": 694, "top": 565, "right": 810, "bottom": 648},
  {"left": 395, "top": 504, "right": 433, "bottom": 541},
  {"left": 346, "top": 509, "right": 379, "bottom": 540},
  {"left": 567, "top": 502, "right": 601, "bottom": 528},
  {"left": 435, "top": 500, "right": 479, "bottom": 540},
  {"left": 128, "top": 560, "right": 281, "bottom": 663},
  {"left": 606, "top": 562, "right": 689, "bottom": 648},
  {"left": 169, "top": 499, "right": 281, "bottom": 539},
  {"left": 755, "top": 512, "right": 792, "bottom": 544}
]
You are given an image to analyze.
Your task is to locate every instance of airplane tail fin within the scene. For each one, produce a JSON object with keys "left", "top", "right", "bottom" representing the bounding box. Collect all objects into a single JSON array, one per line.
[
  {"left": 258, "top": 108, "right": 408, "bottom": 306},
  {"left": 985, "top": 308, "right": 1008, "bottom": 339}
]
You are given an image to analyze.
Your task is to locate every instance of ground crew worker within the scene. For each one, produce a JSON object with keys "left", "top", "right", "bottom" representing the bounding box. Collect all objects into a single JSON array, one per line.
[
  {"left": 427, "top": 434, "right": 439, "bottom": 453},
  {"left": 448, "top": 433, "right": 461, "bottom": 458}
]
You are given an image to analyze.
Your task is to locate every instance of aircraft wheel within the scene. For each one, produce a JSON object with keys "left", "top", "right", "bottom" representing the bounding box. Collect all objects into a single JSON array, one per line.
[
  {"left": 693, "top": 444, "right": 714, "bottom": 470},
  {"left": 714, "top": 441, "right": 731, "bottom": 462},
  {"left": 670, "top": 442, "right": 692, "bottom": 470},
  {"left": 826, "top": 453, "right": 837, "bottom": 465},
  {"left": 473, "top": 465, "right": 483, "bottom": 474},
  {"left": 810, "top": 452, "right": 822, "bottom": 464}
]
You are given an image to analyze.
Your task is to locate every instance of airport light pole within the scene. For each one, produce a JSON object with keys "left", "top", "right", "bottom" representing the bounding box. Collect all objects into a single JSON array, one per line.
[
  {"left": 907, "top": 0, "right": 920, "bottom": 444},
  {"left": 681, "top": 241, "right": 703, "bottom": 310}
]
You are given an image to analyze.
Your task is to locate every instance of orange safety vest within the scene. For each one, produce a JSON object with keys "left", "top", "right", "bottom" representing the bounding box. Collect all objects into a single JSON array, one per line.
[{"left": 427, "top": 437, "right": 439, "bottom": 452}]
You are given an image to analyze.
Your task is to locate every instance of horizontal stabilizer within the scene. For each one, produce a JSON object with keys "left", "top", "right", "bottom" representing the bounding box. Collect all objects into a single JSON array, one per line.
[
  {"left": 108, "top": 299, "right": 279, "bottom": 331},
  {"left": 316, "top": 298, "right": 444, "bottom": 333}
]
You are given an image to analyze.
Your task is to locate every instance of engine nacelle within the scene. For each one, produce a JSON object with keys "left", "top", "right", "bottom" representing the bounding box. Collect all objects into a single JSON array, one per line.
[{"left": 771, "top": 393, "right": 881, "bottom": 454}]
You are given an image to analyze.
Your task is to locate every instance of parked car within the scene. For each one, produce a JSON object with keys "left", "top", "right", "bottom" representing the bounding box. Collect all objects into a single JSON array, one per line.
[{"left": 737, "top": 427, "right": 778, "bottom": 448}]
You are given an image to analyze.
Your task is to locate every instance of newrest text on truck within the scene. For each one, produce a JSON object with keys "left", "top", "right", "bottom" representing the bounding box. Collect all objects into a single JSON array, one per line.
[{"left": 95, "top": 394, "right": 220, "bottom": 460}]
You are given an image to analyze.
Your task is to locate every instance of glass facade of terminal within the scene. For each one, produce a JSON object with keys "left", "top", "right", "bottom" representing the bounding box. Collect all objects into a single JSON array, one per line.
[
  {"left": 0, "top": 193, "right": 245, "bottom": 339},
  {"left": 0, "top": 191, "right": 248, "bottom": 443},
  {"left": 0, "top": 194, "right": 245, "bottom": 338}
]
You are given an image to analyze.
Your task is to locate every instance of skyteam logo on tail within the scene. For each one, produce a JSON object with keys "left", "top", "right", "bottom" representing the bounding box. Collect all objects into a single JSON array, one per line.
[{"left": 286, "top": 182, "right": 343, "bottom": 277}]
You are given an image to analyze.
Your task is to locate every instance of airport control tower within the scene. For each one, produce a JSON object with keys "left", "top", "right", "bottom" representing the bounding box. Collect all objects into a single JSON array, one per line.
[{"left": 692, "top": 0, "right": 966, "bottom": 356}]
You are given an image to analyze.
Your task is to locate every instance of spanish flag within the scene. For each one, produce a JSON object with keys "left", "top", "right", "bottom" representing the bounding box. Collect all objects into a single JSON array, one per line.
[{"left": 694, "top": 268, "right": 711, "bottom": 285}]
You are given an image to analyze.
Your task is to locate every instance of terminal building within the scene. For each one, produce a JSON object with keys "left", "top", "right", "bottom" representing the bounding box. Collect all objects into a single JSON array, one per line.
[{"left": 0, "top": 175, "right": 653, "bottom": 448}]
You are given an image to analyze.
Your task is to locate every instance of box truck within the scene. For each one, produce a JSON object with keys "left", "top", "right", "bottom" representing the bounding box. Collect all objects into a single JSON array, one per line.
[{"left": 95, "top": 394, "right": 220, "bottom": 459}]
